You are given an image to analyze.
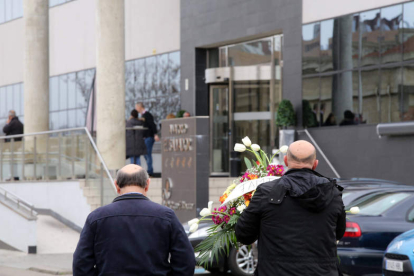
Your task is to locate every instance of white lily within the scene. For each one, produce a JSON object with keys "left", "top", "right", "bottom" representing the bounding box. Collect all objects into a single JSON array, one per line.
[
  {"left": 188, "top": 218, "right": 199, "bottom": 226},
  {"left": 251, "top": 144, "right": 260, "bottom": 152},
  {"left": 279, "top": 145, "right": 289, "bottom": 154},
  {"left": 242, "top": 136, "right": 252, "bottom": 147},
  {"left": 200, "top": 208, "right": 211, "bottom": 217},
  {"left": 189, "top": 223, "right": 199, "bottom": 233},
  {"left": 237, "top": 205, "right": 246, "bottom": 214},
  {"left": 207, "top": 201, "right": 213, "bottom": 212},
  {"left": 350, "top": 206, "right": 360, "bottom": 215},
  {"left": 234, "top": 143, "right": 246, "bottom": 152}
]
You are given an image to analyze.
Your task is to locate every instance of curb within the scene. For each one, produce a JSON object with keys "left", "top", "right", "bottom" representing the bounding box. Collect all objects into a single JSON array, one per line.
[{"left": 28, "top": 267, "right": 72, "bottom": 275}]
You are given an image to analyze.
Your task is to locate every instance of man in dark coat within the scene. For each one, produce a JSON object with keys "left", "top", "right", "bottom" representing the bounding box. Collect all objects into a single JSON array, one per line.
[
  {"left": 3, "top": 110, "right": 23, "bottom": 142},
  {"left": 73, "top": 164, "right": 195, "bottom": 276},
  {"left": 135, "top": 103, "right": 159, "bottom": 176},
  {"left": 126, "top": 109, "right": 147, "bottom": 165},
  {"left": 235, "top": 140, "right": 346, "bottom": 276}
]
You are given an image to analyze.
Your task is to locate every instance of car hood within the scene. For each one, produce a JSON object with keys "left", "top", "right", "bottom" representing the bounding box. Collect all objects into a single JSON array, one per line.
[{"left": 387, "top": 229, "right": 414, "bottom": 254}]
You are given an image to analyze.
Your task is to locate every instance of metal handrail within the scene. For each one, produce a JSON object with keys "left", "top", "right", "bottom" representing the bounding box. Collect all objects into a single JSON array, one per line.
[
  {"left": 297, "top": 129, "right": 341, "bottom": 179},
  {"left": 0, "top": 127, "right": 116, "bottom": 192},
  {"left": 0, "top": 186, "right": 37, "bottom": 217}
]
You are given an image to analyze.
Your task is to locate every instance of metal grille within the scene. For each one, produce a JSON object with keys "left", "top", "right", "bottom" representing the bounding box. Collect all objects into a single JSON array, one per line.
[{"left": 386, "top": 253, "right": 409, "bottom": 261}]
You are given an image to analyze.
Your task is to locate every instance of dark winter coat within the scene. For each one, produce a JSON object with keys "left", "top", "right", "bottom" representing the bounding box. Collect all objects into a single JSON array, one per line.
[
  {"left": 235, "top": 168, "right": 346, "bottom": 276},
  {"left": 3, "top": 116, "right": 24, "bottom": 142},
  {"left": 73, "top": 193, "right": 196, "bottom": 276},
  {"left": 141, "top": 111, "right": 157, "bottom": 138},
  {"left": 126, "top": 118, "right": 147, "bottom": 158}
]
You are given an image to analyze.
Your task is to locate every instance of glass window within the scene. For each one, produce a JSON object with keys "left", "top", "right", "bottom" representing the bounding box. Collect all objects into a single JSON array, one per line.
[
  {"left": 145, "top": 56, "right": 157, "bottom": 98},
  {"left": 75, "top": 70, "right": 86, "bottom": 108},
  {"left": 219, "top": 47, "right": 227, "bottom": 67},
  {"left": 68, "top": 110, "right": 76, "bottom": 128},
  {"left": 381, "top": 5, "right": 403, "bottom": 63},
  {"left": 134, "top": 59, "right": 145, "bottom": 99},
  {"left": 59, "top": 74, "right": 68, "bottom": 110},
  {"left": 0, "top": 87, "right": 6, "bottom": 118},
  {"left": 234, "top": 81, "right": 270, "bottom": 112},
  {"left": 0, "top": 0, "right": 5, "bottom": 24},
  {"left": 76, "top": 108, "right": 86, "bottom": 127},
  {"left": 157, "top": 54, "right": 169, "bottom": 96},
  {"left": 360, "top": 9, "right": 381, "bottom": 66},
  {"left": 12, "top": 0, "right": 23, "bottom": 19},
  {"left": 50, "top": 77, "right": 59, "bottom": 111},
  {"left": 6, "top": 85, "right": 13, "bottom": 114},
  {"left": 403, "top": 64, "right": 414, "bottom": 121},
  {"left": 49, "top": 112, "right": 58, "bottom": 130},
  {"left": 13, "top": 84, "right": 20, "bottom": 116},
  {"left": 302, "top": 77, "right": 320, "bottom": 128},
  {"left": 347, "top": 192, "right": 411, "bottom": 216},
  {"left": 125, "top": 60, "right": 135, "bottom": 102},
  {"left": 208, "top": 48, "right": 219, "bottom": 68},
  {"left": 403, "top": 2, "right": 414, "bottom": 60},
  {"left": 320, "top": 19, "right": 336, "bottom": 72},
  {"left": 380, "top": 67, "right": 402, "bottom": 123},
  {"left": 67, "top": 73, "right": 76, "bottom": 109},
  {"left": 361, "top": 69, "right": 380, "bottom": 124},
  {"left": 5, "top": 0, "right": 12, "bottom": 22},
  {"left": 169, "top": 51, "right": 180, "bottom": 94},
  {"left": 302, "top": 23, "right": 320, "bottom": 75},
  {"left": 20, "top": 84, "right": 24, "bottom": 116},
  {"left": 58, "top": 110, "right": 67, "bottom": 129},
  {"left": 228, "top": 38, "right": 272, "bottom": 67},
  {"left": 320, "top": 75, "right": 335, "bottom": 126}
]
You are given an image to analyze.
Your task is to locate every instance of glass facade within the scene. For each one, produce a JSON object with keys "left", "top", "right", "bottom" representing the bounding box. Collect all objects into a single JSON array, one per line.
[
  {"left": 49, "top": 69, "right": 95, "bottom": 130},
  {"left": 302, "top": 1, "right": 414, "bottom": 127},
  {"left": 125, "top": 51, "right": 181, "bottom": 129},
  {"left": 49, "top": 0, "right": 75, "bottom": 8},
  {"left": 0, "top": 83, "right": 24, "bottom": 133},
  {"left": 0, "top": 0, "right": 23, "bottom": 24}
]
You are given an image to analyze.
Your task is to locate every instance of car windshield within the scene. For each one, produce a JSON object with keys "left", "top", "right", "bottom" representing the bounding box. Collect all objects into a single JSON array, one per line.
[{"left": 346, "top": 192, "right": 412, "bottom": 216}]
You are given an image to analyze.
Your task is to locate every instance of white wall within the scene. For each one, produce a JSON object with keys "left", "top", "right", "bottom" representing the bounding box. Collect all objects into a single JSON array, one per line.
[
  {"left": 0, "top": 202, "right": 36, "bottom": 252},
  {"left": 303, "top": 0, "right": 411, "bottom": 23},
  {"left": 0, "top": 19, "right": 24, "bottom": 86},
  {"left": 125, "top": 0, "right": 180, "bottom": 61},
  {"left": 0, "top": 181, "right": 91, "bottom": 228},
  {"left": 49, "top": 0, "right": 96, "bottom": 76}
]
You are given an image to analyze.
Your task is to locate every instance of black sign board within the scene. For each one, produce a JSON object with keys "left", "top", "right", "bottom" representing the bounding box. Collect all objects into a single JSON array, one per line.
[{"left": 161, "top": 117, "right": 210, "bottom": 223}]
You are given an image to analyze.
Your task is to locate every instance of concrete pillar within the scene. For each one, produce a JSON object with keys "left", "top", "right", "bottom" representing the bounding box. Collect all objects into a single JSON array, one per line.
[
  {"left": 96, "top": 0, "right": 126, "bottom": 170},
  {"left": 23, "top": 0, "right": 49, "bottom": 134}
]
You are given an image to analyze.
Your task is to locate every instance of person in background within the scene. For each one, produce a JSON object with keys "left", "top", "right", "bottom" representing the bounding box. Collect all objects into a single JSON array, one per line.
[
  {"left": 73, "top": 164, "right": 195, "bottom": 276},
  {"left": 135, "top": 103, "right": 159, "bottom": 176},
  {"left": 183, "top": 112, "right": 191, "bottom": 118},
  {"left": 323, "top": 113, "right": 337, "bottom": 126},
  {"left": 3, "top": 110, "right": 24, "bottom": 142},
  {"left": 340, "top": 110, "right": 357, "bottom": 126},
  {"left": 126, "top": 110, "right": 146, "bottom": 166},
  {"left": 166, "top": 113, "right": 176, "bottom": 119}
]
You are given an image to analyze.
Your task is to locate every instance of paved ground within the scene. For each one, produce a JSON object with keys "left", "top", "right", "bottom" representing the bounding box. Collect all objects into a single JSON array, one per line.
[{"left": 0, "top": 249, "right": 217, "bottom": 275}]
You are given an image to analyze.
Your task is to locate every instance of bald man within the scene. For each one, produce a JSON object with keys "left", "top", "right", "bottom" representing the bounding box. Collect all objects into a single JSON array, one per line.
[
  {"left": 73, "top": 165, "right": 195, "bottom": 276},
  {"left": 235, "top": 140, "right": 346, "bottom": 276}
]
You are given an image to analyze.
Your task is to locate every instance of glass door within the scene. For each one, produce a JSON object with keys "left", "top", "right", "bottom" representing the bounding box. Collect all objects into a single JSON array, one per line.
[{"left": 210, "top": 86, "right": 229, "bottom": 174}]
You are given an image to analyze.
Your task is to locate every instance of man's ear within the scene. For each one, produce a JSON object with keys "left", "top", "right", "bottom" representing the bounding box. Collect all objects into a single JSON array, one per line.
[
  {"left": 284, "top": 155, "right": 288, "bottom": 167},
  {"left": 145, "top": 178, "right": 151, "bottom": 192},
  {"left": 114, "top": 181, "right": 121, "bottom": 195},
  {"left": 312, "top": 159, "right": 319, "bottom": 170}
]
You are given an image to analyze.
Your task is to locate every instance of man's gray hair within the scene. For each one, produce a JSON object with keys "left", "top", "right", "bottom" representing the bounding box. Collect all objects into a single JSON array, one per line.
[
  {"left": 136, "top": 102, "right": 144, "bottom": 109},
  {"left": 116, "top": 168, "right": 149, "bottom": 188},
  {"left": 8, "top": 110, "right": 16, "bottom": 117}
]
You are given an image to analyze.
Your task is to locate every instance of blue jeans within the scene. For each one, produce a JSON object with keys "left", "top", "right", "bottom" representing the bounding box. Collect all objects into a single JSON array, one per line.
[
  {"left": 130, "top": 156, "right": 141, "bottom": 166},
  {"left": 144, "top": 137, "right": 155, "bottom": 174}
]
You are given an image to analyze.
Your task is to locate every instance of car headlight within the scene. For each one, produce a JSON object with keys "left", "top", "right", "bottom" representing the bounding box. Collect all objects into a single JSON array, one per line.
[{"left": 188, "top": 227, "right": 209, "bottom": 239}]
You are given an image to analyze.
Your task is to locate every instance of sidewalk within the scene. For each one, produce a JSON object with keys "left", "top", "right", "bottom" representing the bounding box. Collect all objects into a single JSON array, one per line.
[{"left": 0, "top": 266, "right": 69, "bottom": 276}]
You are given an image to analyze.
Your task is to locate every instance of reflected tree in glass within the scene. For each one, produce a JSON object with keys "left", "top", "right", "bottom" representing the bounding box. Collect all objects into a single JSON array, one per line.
[{"left": 403, "top": 2, "right": 414, "bottom": 60}]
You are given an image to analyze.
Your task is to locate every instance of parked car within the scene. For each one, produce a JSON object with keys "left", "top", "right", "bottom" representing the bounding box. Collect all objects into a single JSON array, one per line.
[
  {"left": 383, "top": 229, "right": 414, "bottom": 275},
  {"left": 184, "top": 178, "right": 408, "bottom": 275},
  {"left": 338, "top": 188, "right": 414, "bottom": 276}
]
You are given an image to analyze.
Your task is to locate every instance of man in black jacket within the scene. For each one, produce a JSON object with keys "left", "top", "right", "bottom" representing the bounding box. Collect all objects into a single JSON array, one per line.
[
  {"left": 3, "top": 110, "right": 23, "bottom": 142},
  {"left": 135, "top": 103, "right": 159, "bottom": 176},
  {"left": 235, "top": 140, "right": 346, "bottom": 276},
  {"left": 73, "top": 164, "right": 195, "bottom": 276}
]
